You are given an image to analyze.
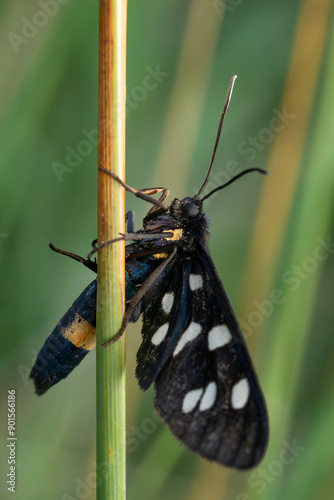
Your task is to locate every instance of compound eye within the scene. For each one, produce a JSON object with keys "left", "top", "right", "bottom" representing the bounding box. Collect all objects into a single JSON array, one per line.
[{"left": 183, "top": 203, "right": 199, "bottom": 218}]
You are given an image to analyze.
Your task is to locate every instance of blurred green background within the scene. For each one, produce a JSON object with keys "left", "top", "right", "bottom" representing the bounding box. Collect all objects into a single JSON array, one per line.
[{"left": 1, "top": 0, "right": 334, "bottom": 499}]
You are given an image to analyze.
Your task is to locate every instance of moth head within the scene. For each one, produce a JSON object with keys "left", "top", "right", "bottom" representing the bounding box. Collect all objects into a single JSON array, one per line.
[{"left": 170, "top": 197, "right": 203, "bottom": 220}]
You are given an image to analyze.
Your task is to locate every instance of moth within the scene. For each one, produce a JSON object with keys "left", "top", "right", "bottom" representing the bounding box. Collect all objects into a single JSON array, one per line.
[{"left": 31, "top": 76, "right": 269, "bottom": 469}]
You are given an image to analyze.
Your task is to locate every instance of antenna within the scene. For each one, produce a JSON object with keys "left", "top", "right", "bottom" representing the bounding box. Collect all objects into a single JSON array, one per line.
[
  {"left": 201, "top": 168, "right": 269, "bottom": 202},
  {"left": 196, "top": 75, "right": 237, "bottom": 198}
]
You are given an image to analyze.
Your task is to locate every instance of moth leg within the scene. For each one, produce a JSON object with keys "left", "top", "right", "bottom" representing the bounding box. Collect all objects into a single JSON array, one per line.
[
  {"left": 49, "top": 242, "right": 97, "bottom": 273},
  {"left": 135, "top": 186, "right": 171, "bottom": 220},
  {"left": 126, "top": 210, "right": 135, "bottom": 233},
  {"left": 88, "top": 212, "right": 134, "bottom": 254},
  {"left": 102, "top": 246, "right": 177, "bottom": 347},
  {"left": 138, "top": 186, "right": 169, "bottom": 204},
  {"left": 86, "top": 232, "right": 174, "bottom": 260},
  {"left": 60, "top": 208, "right": 135, "bottom": 267},
  {"left": 99, "top": 167, "right": 169, "bottom": 212}
]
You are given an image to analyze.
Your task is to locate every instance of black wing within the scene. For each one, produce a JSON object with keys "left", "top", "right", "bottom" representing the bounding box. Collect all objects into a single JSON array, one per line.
[
  {"left": 136, "top": 255, "right": 192, "bottom": 390},
  {"left": 136, "top": 242, "right": 268, "bottom": 469}
]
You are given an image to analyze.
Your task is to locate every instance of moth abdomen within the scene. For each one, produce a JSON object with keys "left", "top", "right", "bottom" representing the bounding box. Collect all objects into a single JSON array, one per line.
[{"left": 30, "top": 280, "right": 97, "bottom": 395}]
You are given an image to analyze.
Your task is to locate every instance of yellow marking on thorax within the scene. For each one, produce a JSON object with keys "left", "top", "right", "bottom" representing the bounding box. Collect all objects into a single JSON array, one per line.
[
  {"left": 61, "top": 314, "right": 96, "bottom": 351},
  {"left": 166, "top": 228, "right": 183, "bottom": 242},
  {"left": 153, "top": 228, "right": 183, "bottom": 259}
]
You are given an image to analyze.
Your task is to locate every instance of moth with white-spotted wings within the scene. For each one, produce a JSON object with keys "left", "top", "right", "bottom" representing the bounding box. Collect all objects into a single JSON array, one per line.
[{"left": 31, "top": 76, "right": 269, "bottom": 469}]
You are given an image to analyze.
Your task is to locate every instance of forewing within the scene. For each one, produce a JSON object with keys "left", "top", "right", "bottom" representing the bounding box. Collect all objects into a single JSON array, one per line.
[
  {"left": 153, "top": 242, "right": 269, "bottom": 469},
  {"left": 136, "top": 256, "right": 192, "bottom": 390}
]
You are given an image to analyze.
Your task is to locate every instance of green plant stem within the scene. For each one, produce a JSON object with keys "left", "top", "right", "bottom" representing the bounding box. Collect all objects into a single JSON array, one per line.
[{"left": 96, "top": 1, "right": 127, "bottom": 499}]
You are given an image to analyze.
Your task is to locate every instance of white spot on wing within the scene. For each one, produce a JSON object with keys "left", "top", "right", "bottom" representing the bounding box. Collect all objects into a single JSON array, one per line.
[
  {"left": 151, "top": 323, "right": 169, "bottom": 346},
  {"left": 162, "top": 292, "right": 174, "bottom": 314},
  {"left": 208, "top": 325, "right": 232, "bottom": 351},
  {"left": 199, "top": 381, "right": 217, "bottom": 411},
  {"left": 231, "top": 378, "right": 250, "bottom": 409},
  {"left": 189, "top": 274, "right": 203, "bottom": 291},
  {"left": 182, "top": 388, "right": 203, "bottom": 413},
  {"left": 173, "top": 322, "right": 202, "bottom": 356}
]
